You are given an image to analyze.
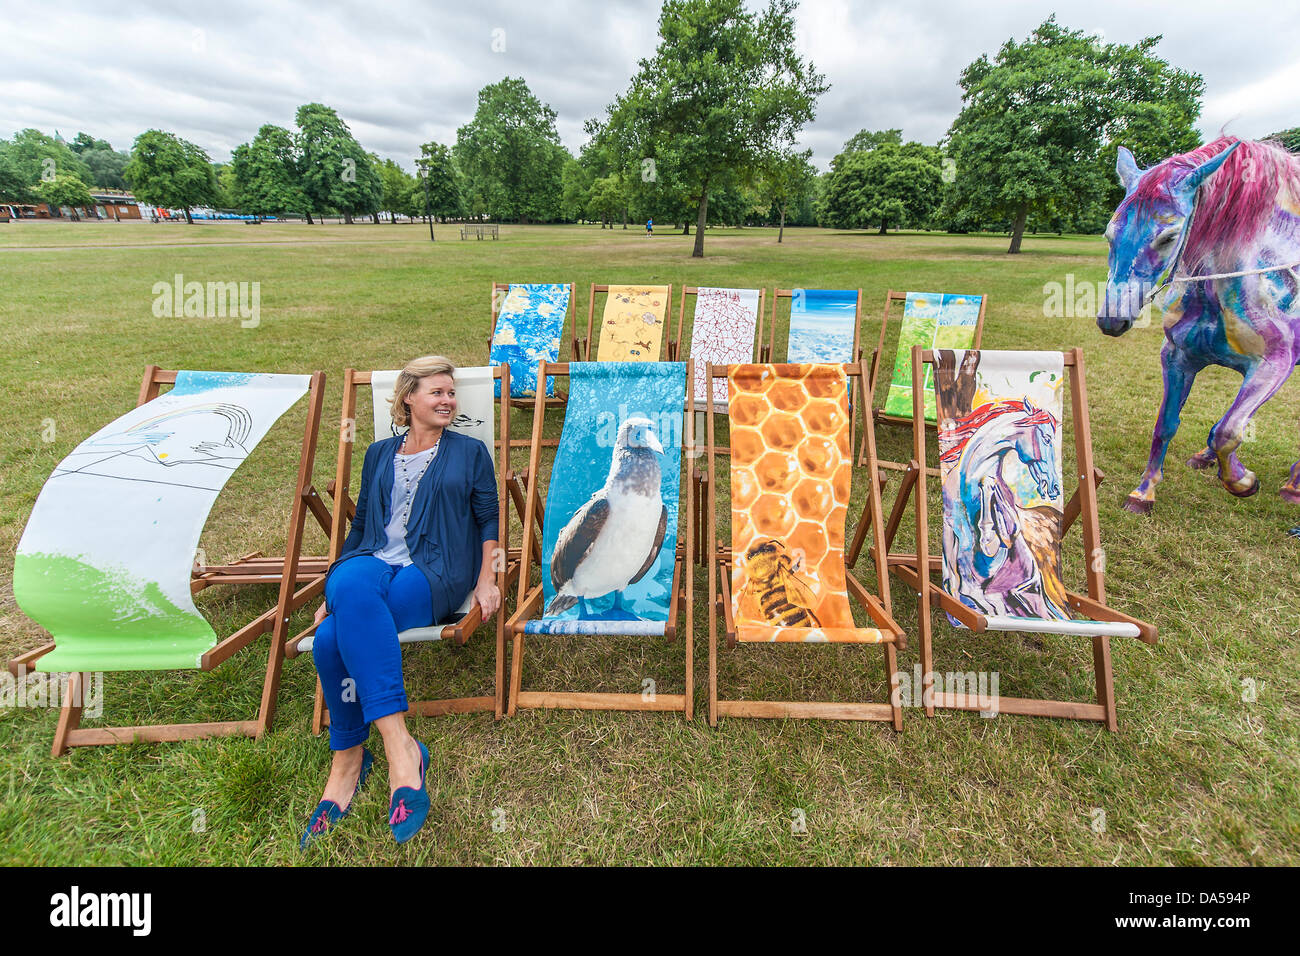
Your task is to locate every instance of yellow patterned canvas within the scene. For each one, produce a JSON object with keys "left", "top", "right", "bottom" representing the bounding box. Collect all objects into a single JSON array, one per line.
[{"left": 596, "top": 286, "right": 669, "bottom": 362}]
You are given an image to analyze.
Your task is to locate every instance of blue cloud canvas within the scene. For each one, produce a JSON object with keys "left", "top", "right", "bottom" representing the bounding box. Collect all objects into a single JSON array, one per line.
[
  {"left": 490, "top": 283, "right": 571, "bottom": 399},
  {"left": 786, "top": 288, "right": 859, "bottom": 363}
]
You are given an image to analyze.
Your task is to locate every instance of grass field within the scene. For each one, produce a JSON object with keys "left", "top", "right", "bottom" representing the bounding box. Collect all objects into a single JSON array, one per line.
[{"left": 1, "top": 220, "right": 1296, "bottom": 865}]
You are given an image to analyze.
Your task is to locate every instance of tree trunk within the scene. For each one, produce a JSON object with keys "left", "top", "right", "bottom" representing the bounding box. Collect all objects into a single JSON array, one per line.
[
  {"left": 622, "top": 206, "right": 628, "bottom": 229},
  {"left": 344, "top": 211, "right": 353, "bottom": 225},
  {"left": 1008, "top": 203, "right": 1029, "bottom": 254},
  {"left": 692, "top": 180, "right": 709, "bottom": 258},
  {"left": 372, "top": 212, "right": 380, "bottom": 224},
  {"left": 778, "top": 205, "right": 786, "bottom": 243},
  {"left": 682, "top": 222, "right": 689, "bottom": 235},
  {"left": 184, "top": 207, "right": 193, "bottom": 225},
  {"left": 878, "top": 221, "right": 887, "bottom": 235},
  {"left": 306, "top": 210, "right": 314, "bottom": 225}
]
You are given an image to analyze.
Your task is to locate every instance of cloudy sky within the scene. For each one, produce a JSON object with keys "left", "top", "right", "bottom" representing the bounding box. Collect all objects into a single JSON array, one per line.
[{"left": 1, "top": 0, "right": 1296, "bottom": 172}]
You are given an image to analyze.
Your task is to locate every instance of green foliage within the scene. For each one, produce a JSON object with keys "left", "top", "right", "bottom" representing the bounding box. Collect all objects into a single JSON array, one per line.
[
  {"left": 124, "top": 130, "right": 219, "bottom": 222},
  {"left": 295, "top": 103, "right": 382, "bottom": 222},
  {"left": 942, "top": 17, "right": 1204, "bottom": 251},
  {"left": 34, "top": 173, "right": 93, "bottom": 218},
  {"left": 231, "top": 124, "right": 309, "bottom": 218},
  {"left": 455, "top": 78, "right": 567, "bottom": 222},
  {"left": 376, "top": 158, "right": 416, "bottom": 220},
  {"left": 0, "top": 129, "right": 92, "bottom": 191},
  {"left": 819, "top": 140, "right": 942, "bottom": 233},
  {"left": 758, "top": 148, "right": 816, "bottom": 239},
  {"left": 602, "top": 0, "right": 827, "bottom": 255},
  {"left": 80, "top": 147, "right": 130, "bottom": 189},
  {"left": 414, "top": 142, "right": 462, "bottom": 221},
  {"left": 1266, "top": 127, "right": 1300, "bottom": 152},
  {"left": 69, "top": 132, "right": 112, "bottom": 155},
  {"left": 841, "top": 128, "right": 902, "bottom": 153},
  {"left": 0, "top": 154, "right": 34, "bottom": 203}
]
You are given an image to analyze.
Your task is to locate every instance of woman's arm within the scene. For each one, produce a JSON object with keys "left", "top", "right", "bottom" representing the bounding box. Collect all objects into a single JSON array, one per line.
[
  {"left": 474, "top": 538, "right": 501, "bottom": 617},
  {"left": 339, "top": 441, "right": 379, "bottom": 556}
]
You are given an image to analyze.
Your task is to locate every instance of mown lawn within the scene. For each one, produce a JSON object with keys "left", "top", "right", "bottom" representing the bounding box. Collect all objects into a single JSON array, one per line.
[{"left": 0, "top": 220, "right": 1296, "bottom": 865}]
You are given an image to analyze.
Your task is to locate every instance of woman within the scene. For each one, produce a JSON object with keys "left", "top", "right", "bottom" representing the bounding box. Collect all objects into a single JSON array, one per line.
[{"left": 303, "top": 356, "right": 501, "bottom": 847}]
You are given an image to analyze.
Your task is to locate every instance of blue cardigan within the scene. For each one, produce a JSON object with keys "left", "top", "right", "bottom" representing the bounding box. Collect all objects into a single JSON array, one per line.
[{"left": 328, "top": 430, "right": 499, "bottom": 618}]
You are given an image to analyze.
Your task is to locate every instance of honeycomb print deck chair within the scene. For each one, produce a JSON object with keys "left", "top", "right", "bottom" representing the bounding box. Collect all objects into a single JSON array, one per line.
[
  {"left": 10, "top": 366, "right": 328, "bottom": 755},
  {"left": 580, "top": 284, "right": 673, "bottom": 362},
  {"left": 866, "top": 348, "right": 1155, "bottom": 729},
  {"left": 506, "top": 360, "right": 694, "bottom": 718},
  {"left": 857, "top": 290, "right": 987, "bottom": 468},
  {"left": 288, "top": 365, "right": 516, "bottom": 724},
  {"left": 706, "top": 360, "right": 903, "bottom": 726}
]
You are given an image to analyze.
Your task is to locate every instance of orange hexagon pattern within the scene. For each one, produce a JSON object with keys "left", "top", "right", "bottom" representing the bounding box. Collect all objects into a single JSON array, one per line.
[{"left": 728, "top": 364, "right": 883, "bottom": 643}]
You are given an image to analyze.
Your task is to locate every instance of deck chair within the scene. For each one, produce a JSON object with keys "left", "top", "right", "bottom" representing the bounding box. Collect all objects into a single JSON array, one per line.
[
  {"left": 506, "top": 360, "right": 694, "bottom": 717},
  {"left": 286, "top": 365, "right": 516, "bottom": 723},
  {"left": 857, "top": 290, "right": 987, "bottom": 468},
  {"left": 863, "top": 347, "right": 1156, "bottom": 729},
  {"left": 706, "top": 360, "right": 903, "bottom": 725},
  {"left": 488, "top": 281, "right": 575, "bottom": 419},
  {"left": 579, "top": 284, "right": 673, "bottom": 362},
  {"left": 10, "top": 366, "right": 328, "bottom": 755}
]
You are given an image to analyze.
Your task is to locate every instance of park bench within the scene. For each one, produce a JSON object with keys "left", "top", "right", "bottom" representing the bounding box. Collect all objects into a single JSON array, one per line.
[{"left": 459, "top": 224, "right": 501, "bottom": 240}]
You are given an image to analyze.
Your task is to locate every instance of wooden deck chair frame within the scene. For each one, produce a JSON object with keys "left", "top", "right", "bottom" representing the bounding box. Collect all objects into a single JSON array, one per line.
[
  {"left": 579, "top": 284, "right": 674, "bottom": 362},
  {"left": 706, "top": 359, "right": 904, "bottom": 727},
  {"left": 857, "top": 347, "right": 1156, "bottom": 731},
  {"left": 489, "top": 281, "right": 576, "bottom": 452},
  {"left": 9, "top": 365, "right": 328, "bottom": 756},
  {"left": 856, "top": 289, "right": 989, "bottom": 468},
  {"left": 285, "top": 364, "right": 518, "bottom": 724},
  {"left": 506, "top": 361, "right": 694, "bottom": 718}
]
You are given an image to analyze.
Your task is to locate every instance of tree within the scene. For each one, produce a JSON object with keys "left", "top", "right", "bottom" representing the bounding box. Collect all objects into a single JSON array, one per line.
[
  {"left": 455, "top": 78, "right": 567, "bottom": 223},
  {"left": 0, "top": 154, "right": 34, "bottom": 203},
  {"left": 231, "top": 124, "right": 309, "bottom": 220},
  {"left": 560, "top": 158, "right": 593, "bottom": 222},
  {"left": 81, "top": 147, "right": 130, "bottom": 189},
  {"left": 819, "top": 141, "right": 942, "bottom": 233},
  {"left": 36, "top": 174, "right": 93, "bottom": 220},
  {"left": 841, "top": 128, "right": 902, "bottom": 153},
  {"left": 0, "top": 129, "right": 92, "bottom": 191},
  {"left": 124, "top": 130, "right": 218, "bottom": 224},
  {"left": 413, "top": 142, "right": 462, "bottom": 222},
  {"left": 1266, "top": 127, "right": 1300, "bottom": 153},
  {"left": 943, "top": 17, "right": 1203, "bottom": 253},
  {"left": 375, "top": 158, "right": 415, "bottom": 223},
  {"left": 759, "top": 148, "right": 816, "bottom": 241},
  {"left": 69, "top": 132, "right": 112, "bottom": 154},
  {"left": 295, "top": 103, "right": 382, "bottom": 224},
  {"left": 603, "top": 0, "right": 826, "bottom": 256}
]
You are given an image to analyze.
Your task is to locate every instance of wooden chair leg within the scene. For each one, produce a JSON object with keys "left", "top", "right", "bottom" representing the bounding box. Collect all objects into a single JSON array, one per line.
[
  {"left": 52, "top": 672, "right": 86, "bottom": 758},
  {"left": 494, "top": 618, "right": 506, "bottom": 720},
  {"left": 311, "top": 677, "right": 326, "bottom": 736},
  {"left": 884, "top": 643, "right": 902, "bottom": 731},
  {"left": 508, "top": 632, "right": 525, "bottom": 717},
  {"left": 1093, "top": 635, "right": 1118, "bottom": 732}
]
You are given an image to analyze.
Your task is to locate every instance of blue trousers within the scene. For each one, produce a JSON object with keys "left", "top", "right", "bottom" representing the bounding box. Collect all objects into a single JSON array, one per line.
[{"left": 313, "top": 556, "right": 451, "bottom": 750}]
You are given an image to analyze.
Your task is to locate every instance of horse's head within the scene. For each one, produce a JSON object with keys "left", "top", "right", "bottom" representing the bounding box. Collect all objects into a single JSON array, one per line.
[
  {"left": 1013, "top": 399, "right": 1060, "bottom": 501},
  {"left": 1097, "top": 143, "right": 1239, "bottom": 336}
]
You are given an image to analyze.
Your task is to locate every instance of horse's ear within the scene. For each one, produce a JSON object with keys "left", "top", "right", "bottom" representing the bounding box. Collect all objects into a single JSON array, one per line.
[
  {"left": 1116, "top": 147, "right": 1142, "bottom": 195},
  {"left": 1182, "top": 142, "right": 1240, "bottom": 195}
]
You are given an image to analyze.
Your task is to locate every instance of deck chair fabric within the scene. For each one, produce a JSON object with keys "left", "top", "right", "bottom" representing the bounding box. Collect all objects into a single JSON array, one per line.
[
  {"left": 883, "top": 292, "right": 984, "bottom": 422},
  {"left": 786, "top": 289, "right": 860, "bottom": 363},
  {"left": 595, "top": 286, "right": 670, "bottom": 362},
  {"left": 16, "top": 371, "right": 312, "bottom": 672},
  {"left": 489, "top": 283, "right": 571, "bottom": 399},
  {"left": 933, "top": 349, "right": 1138, "bottom": 639},
  {"left": 689, "top": 287, "right": 761, "bottom": 409}
]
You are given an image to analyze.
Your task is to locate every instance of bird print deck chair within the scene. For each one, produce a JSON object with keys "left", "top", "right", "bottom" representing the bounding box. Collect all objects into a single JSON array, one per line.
[
  {"left": 288, "top": 365, "right": 516, "bottom": 724},
  {"left": 506, "top": 360, "right": 694, "bottom": 717},
  {"left": 856, "top": 290, "right": 987, "bottom": 468},
  {"left": 488, "top": 281, "right": 574, "bottom": 415},
  {"left": 581, "top": 284, "right": 673, "bottom": 362},
  {"left": 705, "top": 360, "right": 904, "bottom": 726},
  {"left": 10, "top": 366, "right": 328, "bottom": 756},
  {"left": 862, "top": 347, "right": 1156, "bottom": 730}
]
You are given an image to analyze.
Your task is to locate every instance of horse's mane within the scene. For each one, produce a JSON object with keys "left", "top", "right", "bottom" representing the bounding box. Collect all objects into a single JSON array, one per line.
[
  {"left": 1130, "top": 136, "right": 1300, "bottom": 272},
  {"left": 939, "top": 399, "right": 1055, "bottom": 466}
]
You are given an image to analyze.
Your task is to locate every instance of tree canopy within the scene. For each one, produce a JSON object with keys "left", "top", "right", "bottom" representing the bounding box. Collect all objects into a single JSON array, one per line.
[
  {"left": 295, "top": 103, "right": 382, "bottom": 224},
  {"left": 124, "top": 130, "right": 219, "bottom": 223},
  {"left": 820, "top": 138, "right": 942, "bottom": 234},
  {"left": 231, "top": 124, "right": 308, "bottom": 219}
]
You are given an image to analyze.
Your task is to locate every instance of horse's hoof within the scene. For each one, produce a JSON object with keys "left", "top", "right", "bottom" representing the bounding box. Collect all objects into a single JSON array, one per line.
[
  {"left": 1186, "top": 451, "right": 1215, "bottom": 471},
  {"left": 1122, "top": 495, "right": 1154, "bottom": 515},
  {"left": 1280, "top": 485, "right": 1300, "bottom": 505},
  {"left": 1226, "top": 474, "right": 1260, "bottom": 498}
]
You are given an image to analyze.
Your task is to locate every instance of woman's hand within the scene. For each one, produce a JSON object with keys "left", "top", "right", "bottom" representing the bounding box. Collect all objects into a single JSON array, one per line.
[
  {"left": 313, "top": 602, "right": 328, "bottom": 627},
  {"left": 474, "top": 577, "right": 501, "bottom": 618}
]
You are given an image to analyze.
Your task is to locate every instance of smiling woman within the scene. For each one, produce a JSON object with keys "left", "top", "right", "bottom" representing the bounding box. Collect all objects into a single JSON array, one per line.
[{"left": 303, "top": 354, "right": 500, "bottom": 847}]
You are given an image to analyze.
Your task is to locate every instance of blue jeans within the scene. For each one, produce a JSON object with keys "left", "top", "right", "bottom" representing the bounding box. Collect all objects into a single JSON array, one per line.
[{"left": 313, "top": 556, "right": 448, "bottom": 750}]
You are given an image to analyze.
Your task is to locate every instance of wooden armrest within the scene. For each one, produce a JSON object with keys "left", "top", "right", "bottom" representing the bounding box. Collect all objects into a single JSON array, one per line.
[
  {"left": 1066, "top": 592, "right": 1157, "bottom": 644},
  {"left": 506, "top": 585, "right": 544, "bottom": 633},
  {"left": 845, "top": 575, "right": 903, "bottom": 640}
]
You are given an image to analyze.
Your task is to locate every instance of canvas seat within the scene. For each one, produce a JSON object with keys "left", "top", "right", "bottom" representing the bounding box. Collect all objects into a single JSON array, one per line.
[
  {"left": 579, "top": 284, "right": 673, "bottom": 362},
  {"left": 10, "top": 365, "right": 328, "bottom": 755},
  {"left": 505, "top": 360, "right": 693, "bottom": 717}
]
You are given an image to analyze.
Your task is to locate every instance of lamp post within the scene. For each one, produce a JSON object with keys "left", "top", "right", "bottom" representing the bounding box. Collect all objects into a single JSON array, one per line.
[{"left": 419, "top": 164, "right": 434, "bottom": 242}]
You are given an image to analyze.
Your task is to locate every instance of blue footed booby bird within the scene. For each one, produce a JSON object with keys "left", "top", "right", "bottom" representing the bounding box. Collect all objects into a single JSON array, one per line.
[{"left": 546, "top": 416, "right": 668, "bottom": 618}]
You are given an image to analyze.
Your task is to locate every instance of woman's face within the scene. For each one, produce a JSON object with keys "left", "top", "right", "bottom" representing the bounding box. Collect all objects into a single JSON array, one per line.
[{"left": 406, "top": 373, "right": 457, "bottom": 431}]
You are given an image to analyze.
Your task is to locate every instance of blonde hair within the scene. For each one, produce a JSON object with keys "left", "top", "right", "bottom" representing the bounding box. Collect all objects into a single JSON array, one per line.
[{"left": 389, "top": 355, "right": 456, "bottom": 429}]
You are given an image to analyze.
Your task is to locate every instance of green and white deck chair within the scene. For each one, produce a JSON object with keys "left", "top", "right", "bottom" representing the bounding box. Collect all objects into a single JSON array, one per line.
[
  {"left": 10, "top": 366, "right": 327, "bottom": 756},
  {"left": 858, "top": 290, "right": 987, "bottom": 469},
  {"left": 287, "top": 365, "right": 515, "bottom": 724},
  {"left": 864, "top": 347, "right": 1156, "bottom": 730},
  {"left": 506, "top": 360, "right": 693, "bottom": 718}
]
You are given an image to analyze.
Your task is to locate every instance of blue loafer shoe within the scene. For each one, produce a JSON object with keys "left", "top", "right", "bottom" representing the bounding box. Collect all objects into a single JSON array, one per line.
[
  {"left": 388, "top": 741, "right": 430, "bottom": 845},
  {"left": 300, "top": 746, "right": 375, "bottom": 850}
]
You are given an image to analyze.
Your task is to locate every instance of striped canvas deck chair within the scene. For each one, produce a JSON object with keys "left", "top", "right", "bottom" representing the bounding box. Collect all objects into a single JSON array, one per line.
[
  {"left": 863, "top": 347, "right": 1155, "bottom": 729},
  {"left": 580, "top": 284, "right": 673, "bottom": 362},
  {"left": 706, "top": 360, "right": 903, "bottom": 726},
  {"left": 287, "top": 365, "right": 516, "bottom": 724},
  {"left": 857, "top": 290, "right": 987, "bottom": 468},
  {"left": 10, "top": 366, "right": 327, "bottom": 755},
  {"left": 506, "top": 360, "right": 693, "bottom": 717},
  {"left": 488, "top": 281, "right": 575, "bottom": 416}
]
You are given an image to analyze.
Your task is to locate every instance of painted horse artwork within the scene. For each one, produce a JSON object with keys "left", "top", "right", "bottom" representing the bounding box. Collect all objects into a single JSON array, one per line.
[{"left": 1097, "top": 136, "right": 1300, "bottom": 530}]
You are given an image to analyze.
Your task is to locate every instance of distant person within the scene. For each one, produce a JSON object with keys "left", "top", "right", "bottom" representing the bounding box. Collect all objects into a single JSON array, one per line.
[{"left": 646, "top": 218, "right": 653, "bottom": 237}]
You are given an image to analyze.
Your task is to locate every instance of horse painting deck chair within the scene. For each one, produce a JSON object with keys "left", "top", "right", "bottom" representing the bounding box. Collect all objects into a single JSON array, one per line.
[
  {"left": 506, "top": 361, "right": 693, "bottom": 717},
  {"left": 10, "top": 366, "right": 327, "bottom": 755},
  {"left": 857, "top": 290, "right": 987, "bottom": 467},
  {"left": 488, "top": 281, "right": 575, "bottom": 419},
  {"left": 579, "top": 284, "right": 673, "bottom": 362},
  {"left": 864, "top": 348, "right": 1156, "bottom": 729},
  {"left": 706, "top": 360, "right": 903, "bottom": 726},
  {"left": 286, "top": 365, "right": 515, "bottom": 724}
]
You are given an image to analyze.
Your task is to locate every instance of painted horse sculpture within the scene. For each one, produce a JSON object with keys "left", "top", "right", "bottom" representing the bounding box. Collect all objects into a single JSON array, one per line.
[{"left": 1097, "top": 136, "right": 1300, "bottom": 524}]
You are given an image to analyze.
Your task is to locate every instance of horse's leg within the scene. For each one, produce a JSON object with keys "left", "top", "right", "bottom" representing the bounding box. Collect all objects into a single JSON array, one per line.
[
  {"left": 1281, "top": 423, "right": 1300, "bottom": 504},
  {"left": 1208, "top": 357, "right": 1295, "bottom": 497},
  {"left": 1124, "top": 344, "right": 1200, "bottom": 514}
]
